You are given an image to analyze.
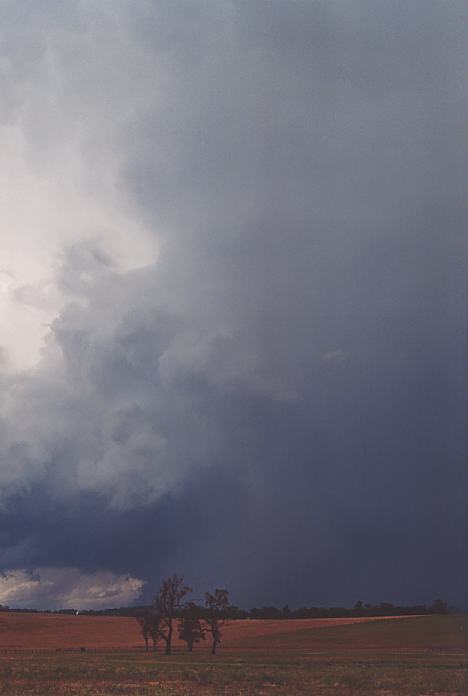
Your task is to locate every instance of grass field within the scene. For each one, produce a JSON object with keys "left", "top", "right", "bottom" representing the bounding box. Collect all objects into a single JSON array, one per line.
[{"left": 0, "top": 614, "right": 465, "bottom": 695}]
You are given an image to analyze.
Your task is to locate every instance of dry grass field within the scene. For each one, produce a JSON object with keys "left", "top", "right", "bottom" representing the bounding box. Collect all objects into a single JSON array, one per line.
[{"left": 0, "top": 613, "right": 465, "bottom": 695}]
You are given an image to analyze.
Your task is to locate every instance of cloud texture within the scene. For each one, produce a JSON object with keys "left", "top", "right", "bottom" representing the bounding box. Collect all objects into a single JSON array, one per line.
[
  {"left": 0, "top": 0, "right": 465, "bottom": 608},
  {"left": 0, "top": 568, "right": 144, "bottom": 609}
]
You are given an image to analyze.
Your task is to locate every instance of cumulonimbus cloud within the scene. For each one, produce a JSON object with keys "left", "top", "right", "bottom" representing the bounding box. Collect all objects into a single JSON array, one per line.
[{"left": 0, "top": 0, "right": 464, "bottom": 608}]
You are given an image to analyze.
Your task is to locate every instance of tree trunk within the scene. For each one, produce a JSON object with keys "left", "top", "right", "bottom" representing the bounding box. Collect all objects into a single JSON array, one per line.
[
  {"left": 145, "top": 637, "right": 149, "bottom": 653},
  {"left": 165, "top": 619, "right": 173, "bottom": 655},
  {"left": 211, "top": 639, "right": 217, "bottom": 655}
]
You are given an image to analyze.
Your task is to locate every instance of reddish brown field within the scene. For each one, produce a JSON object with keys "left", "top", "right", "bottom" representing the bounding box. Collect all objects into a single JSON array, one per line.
[
  {"left": 0, "top": 612, "right": 414, "bottom": 651},
  {"left": 0, "top": 614, "right": 465, "bottom": 694}
]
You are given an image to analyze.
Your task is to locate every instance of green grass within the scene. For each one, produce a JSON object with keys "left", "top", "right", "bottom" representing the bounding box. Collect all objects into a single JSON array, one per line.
[{"left": 0, "top": 616, "right": 466, "bottom": 695}]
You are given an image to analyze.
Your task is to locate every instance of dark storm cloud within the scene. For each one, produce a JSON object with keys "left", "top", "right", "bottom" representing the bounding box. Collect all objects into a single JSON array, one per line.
[{"left": 0, "top": 1, "right": 465, "bottom": 608}]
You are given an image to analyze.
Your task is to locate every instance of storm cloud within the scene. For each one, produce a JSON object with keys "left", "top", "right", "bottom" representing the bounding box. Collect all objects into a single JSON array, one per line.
[{"left": 0, "top": 1, "right": 465, "bottom": 609}]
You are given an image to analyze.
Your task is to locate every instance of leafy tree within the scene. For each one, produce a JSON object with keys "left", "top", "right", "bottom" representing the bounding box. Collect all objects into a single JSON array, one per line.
[
  {"left": 431, "top": 598, "right": 448, "bottom": 614},
  {"left": 204, "top": 588, "right": 229, "bottom": 654},
  {"left": 354, "top": 600, "right": 365, "bottom": 615},
  {"left": 148, "top": 611, "right": 163, "bottom": 651},
  {"left": 155, "top": 574, "right": 192, "bottom": 655},
  {"left": 136, "top": 610, "right": 162, "bottom": 652},
  {"left": 135, "top": 613, "right": 151, "bottom": 652},
  {"left": 178, "top": 602, "right": 205, "bottom": 652}
]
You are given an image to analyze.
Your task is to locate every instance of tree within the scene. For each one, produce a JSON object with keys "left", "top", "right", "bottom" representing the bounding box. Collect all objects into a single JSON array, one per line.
[
  {"left": 354, "top": 600, "right": 364, "bottom": 615},
  {"left": 148, "top": 611, "right": 163, "bottom": 651},
  {"left": 155, "top": 574, "right": 192, "bottom": 655},
  {"left": 431, "top": 599, "right": 448, "bottom": 614},
  {"left": 178, "top": 602, "right": 205, "bottom": 652},
  {"left": 204, "top": 588, "right": 229, "bottom": 654},
  {"left": 136, "top": 614, "right": 150, "bottom": 652},
  {"left": 135, "top": 610, "right": 162, "bottom": 652}
]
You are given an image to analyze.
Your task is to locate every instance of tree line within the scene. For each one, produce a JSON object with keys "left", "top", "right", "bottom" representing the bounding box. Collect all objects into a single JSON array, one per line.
[
  {"left": 2, "top": 596, "right": 452, "bottom": 622},
  {"left": 135, "top": 574, "right": 229, "bottom": 655},
  {"left": 248, "top": 598, "right": 450, "bottom": 619}
]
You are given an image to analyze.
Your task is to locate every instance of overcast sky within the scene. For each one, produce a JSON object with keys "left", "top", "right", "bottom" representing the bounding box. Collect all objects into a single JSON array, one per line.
[{"left": 0, "top": 0, "right": 465, "bottom": 610}]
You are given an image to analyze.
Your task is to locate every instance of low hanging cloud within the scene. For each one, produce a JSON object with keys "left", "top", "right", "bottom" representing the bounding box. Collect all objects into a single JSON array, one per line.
[
  {"left": 0, "top": 248, "right": 289, "bottom": 509},
  {"left": 0, "top": 568, "right": 145, "bottom": 610}
]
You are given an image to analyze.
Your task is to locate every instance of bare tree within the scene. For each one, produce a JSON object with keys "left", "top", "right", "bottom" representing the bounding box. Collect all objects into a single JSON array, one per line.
[
  {"left": 204, "top": 588, "right": 229, "bottom": 654},
  {"left": 155, "top": 574, "right": 192, "bottom": 655},
  {"left": 178, "top": 602, "right": 205, "bottom": 652}
]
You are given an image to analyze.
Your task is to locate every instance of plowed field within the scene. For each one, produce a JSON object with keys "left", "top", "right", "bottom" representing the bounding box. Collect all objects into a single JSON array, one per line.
[
  {"left": 0, "top": 614, "right": 465, "bottom": 695},
  {"left": 0, "top": 612, "right": 413, "bottom": 650}
]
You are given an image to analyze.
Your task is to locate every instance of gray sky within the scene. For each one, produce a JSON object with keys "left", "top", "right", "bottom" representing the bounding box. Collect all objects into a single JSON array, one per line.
[{"left": 0, "top": 0, "right": 465, "bottom": 610}]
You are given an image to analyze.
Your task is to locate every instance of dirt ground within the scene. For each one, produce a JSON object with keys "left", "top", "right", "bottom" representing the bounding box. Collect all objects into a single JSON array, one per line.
[
  {"left": 0, "top": 615, "right": 465, "bottom": 695},
  {"left": 0, "top": 611, "right": 416, "bottom": 650}
]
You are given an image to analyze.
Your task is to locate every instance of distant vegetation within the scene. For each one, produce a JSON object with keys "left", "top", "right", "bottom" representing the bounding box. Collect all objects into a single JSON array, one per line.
[
  {"left": 0, "top": 599, "right": 454, "bottom": 619},
  {"left": 1, "top": 596, "right": 452, "bottom": 620}
]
